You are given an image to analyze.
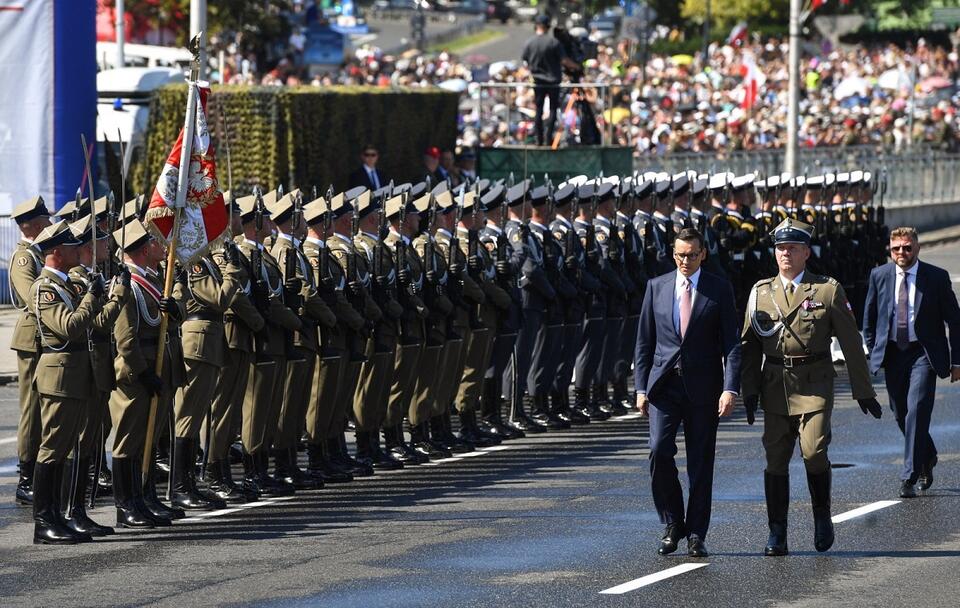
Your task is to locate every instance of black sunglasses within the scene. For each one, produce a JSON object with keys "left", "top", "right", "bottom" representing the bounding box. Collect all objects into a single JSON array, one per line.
[{"left": 891, "top": 245, "right": 913, "bottom": 253}]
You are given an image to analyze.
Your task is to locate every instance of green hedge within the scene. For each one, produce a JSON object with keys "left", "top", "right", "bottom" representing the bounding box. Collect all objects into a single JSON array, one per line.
[{"left": 133, "top": 85, "right": 459, "bottom": 198}]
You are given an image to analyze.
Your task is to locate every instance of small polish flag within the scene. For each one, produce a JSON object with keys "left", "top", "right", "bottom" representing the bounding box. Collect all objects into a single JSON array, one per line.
[{"left": 727, "top": 22, "right": 748, "bottom": 47}]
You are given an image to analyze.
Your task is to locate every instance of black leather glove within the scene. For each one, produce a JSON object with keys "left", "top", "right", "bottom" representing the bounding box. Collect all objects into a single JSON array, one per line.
[
  {"left": 375, "top": 274, "right": 390, "bottom": 290},
  {"left": 858, "top": 398, "right": 883, "bottom": 419},
  {"left": 158, "top": 297, "right": 181, "bottom": 321},
  {"left": 117, "top": 266, "right": 131, "bottom": 288},
  {"left": 565, "top": 256, "right": 578, "bottom": 271},
  {"left": 225, "top": 240, "right": 241, "bottom": 266},
  {"left": 495, "top": 260, "right": 509, "bottom": 277},
  {"left": 87, "top": 273, "right": 105, "bottom": 298},
  {"left": 744, "top": 394, "right": 759, "bottom": 426},
  {"left": 138, "top": 369, "right": 163, "bottom": 396},
  {"left": 397, "top": 267, "right": 411, "bottom": 285},
  {"left": 468, "top": 255, "right": 482, "bottom": 274},
  {"left": 284, "top": 277, "right": 302, "bottom": 295}
]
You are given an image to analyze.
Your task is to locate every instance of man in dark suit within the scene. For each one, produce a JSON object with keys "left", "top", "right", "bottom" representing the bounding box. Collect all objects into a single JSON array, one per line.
[
  {"left": 347, "top": 144, "right": 386, "bottom": 191},
  {"left": 863, "top": 226, "right": 960, "bottom": 498},
  {"left": 635, "top": 228, "right": 741, "bottom": 558}
]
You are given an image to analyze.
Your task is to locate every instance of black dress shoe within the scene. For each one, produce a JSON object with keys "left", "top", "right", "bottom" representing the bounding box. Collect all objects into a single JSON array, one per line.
[
  {"left": 657, "top": 522, "right": 686, "bottom": 555},
  {"left": 764, "top": 522, "right": 789, "bottom": 556},
  {"left": 918, "top": 456, "right": 936, "bottom": 491},
  {"left": 687, "top": 535, "right": 708, "bottom": 557},
  {"left": 899, "top": 480, "right": 917, "bottom": 498}
]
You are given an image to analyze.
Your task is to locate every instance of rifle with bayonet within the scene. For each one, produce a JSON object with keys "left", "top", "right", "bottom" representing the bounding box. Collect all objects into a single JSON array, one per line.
[{"left": 251, "top": 186, "right": 271, "bottom": 358}]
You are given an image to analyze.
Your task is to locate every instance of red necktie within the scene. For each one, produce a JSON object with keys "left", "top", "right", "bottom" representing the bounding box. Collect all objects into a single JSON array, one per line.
[{"left": 680, "top": 279, "right": 692, "bottom": 337}]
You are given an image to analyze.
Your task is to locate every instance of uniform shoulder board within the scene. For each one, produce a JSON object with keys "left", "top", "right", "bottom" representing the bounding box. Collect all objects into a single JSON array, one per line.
[
  {"left": 825, "top": 276, "right": 839, "bottom": 286},
  {"left": 754, "top": 277, "right": 775, "bottom": 289}
]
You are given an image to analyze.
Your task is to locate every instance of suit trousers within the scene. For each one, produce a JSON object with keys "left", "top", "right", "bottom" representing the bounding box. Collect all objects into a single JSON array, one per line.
[
  {"left": 411, "top": 343, "right": 443, "bottom": 425},
  {"left": 574, "top": 317, "right": 605, "bottom": 390},
  {"left": 276, "top": 353, "right": 317, "bottom": 450},
  {"left": 386, "top": 343, "right": 422, "bottom": 427},
  {"left": 307, "top": 353, "right": 343, "bottom": 443},
  {"left": 763, "top": 408, "right": 832, "bottom": 476},
  {"left": 648, "top": 372, "right": 719, "bottom": 539},
  {"left": 504, "top": 309, "right": 542, "bottom": 403},
  {"left": 16, "top": 351, "right": 41, "bottom": 462},
  {"left": 174, "top": 358, "right": 220, "bottom": 440},
  {"left": 242, "top": 356, "right": 279, "bottom": 455},
  {"left": 553, "top": 321, "right": 582, "bottom": 396},
  {"left": 884, "top": 342, "right": 938, "bottom": 482},
  {"left": 208, "top": 349, "right": 251, "bottom": 462}
]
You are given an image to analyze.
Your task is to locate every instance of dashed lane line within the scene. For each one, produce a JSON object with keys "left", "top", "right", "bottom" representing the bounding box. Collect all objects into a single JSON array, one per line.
[{"left": 831, "top": 500, "right": 901, "bottom": 523}]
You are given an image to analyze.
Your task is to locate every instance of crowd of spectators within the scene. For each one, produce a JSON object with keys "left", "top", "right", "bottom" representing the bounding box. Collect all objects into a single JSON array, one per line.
[{"left": 210, "top": 27, "right": 960, "bottom": 157}]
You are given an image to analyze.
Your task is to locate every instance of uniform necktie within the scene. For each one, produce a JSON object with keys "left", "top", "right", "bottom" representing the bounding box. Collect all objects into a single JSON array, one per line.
[
  {"left": 680, "top": 279, "right": 692, "bottom": 337},
  {"left": 897, "top": 270, "right": 910, "bottom": 350}
]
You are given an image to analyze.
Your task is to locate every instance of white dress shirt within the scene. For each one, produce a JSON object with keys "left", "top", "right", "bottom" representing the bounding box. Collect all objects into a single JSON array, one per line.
[
  {"left": 779, "top": 270, "right": 805, "bottom": 293},
  {"left": 891, "top": 262, "right": 918, "bottom": 342},
  {"left": 673, "top": 268, "right": 701, "bottom": 334},
  {"left": 366, "top": 166, "right": 380, "bottom": 189}
]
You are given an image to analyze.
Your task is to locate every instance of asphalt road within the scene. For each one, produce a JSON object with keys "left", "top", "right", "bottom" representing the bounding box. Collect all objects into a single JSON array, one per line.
[
  {"left": 366, "top": 14, "right": 532, "bottom": 62},
  {"left": 1, "top": 243, "right": 960, "bottom": 607}
]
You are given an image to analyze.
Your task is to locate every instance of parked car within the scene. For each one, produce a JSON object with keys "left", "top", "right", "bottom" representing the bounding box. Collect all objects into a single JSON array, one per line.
[{"left": 486, "top": 0, "right": 512, "bottom": 23}]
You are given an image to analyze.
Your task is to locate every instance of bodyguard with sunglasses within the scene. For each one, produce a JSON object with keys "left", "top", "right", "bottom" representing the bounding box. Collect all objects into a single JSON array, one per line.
[
  {"left": 863, "top": 227, "right": 960, "bottom": 498},
  {"left": 348, "top": 144, "right": 387, "bottom": 191}
]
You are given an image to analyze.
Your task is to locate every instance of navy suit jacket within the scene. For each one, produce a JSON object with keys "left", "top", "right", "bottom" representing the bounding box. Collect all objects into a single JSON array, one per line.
[
  {"left": 863, "top": 260, "right": 960, "bottom": 378},
  {"left": 634, "top": 269, "right": 741, "bottom": 405}
]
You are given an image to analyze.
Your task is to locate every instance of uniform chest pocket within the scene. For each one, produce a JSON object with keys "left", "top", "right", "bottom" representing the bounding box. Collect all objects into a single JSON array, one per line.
[{"left": 36, "top": 354, "right": 84, "bottom": 398}]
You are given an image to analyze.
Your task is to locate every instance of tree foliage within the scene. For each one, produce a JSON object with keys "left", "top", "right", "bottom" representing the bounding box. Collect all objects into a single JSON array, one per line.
[{"left": 681, "top": 0, "right": 790, "bottom": 30}]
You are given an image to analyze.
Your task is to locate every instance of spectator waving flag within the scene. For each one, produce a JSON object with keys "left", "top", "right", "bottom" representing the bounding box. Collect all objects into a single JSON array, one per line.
[
  {"left": 145, "top": 83, "right": 228, "bottom": 263},
  {"left": 739, "top": 52, "right": 765, "bottom": 110},
  {"left": 727, "top": 22, "right": 748, "bottom": 47}
]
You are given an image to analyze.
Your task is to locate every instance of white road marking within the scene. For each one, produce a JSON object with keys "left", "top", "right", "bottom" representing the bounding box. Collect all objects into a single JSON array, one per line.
[
  {"left": 831, "top": 500, "right": 900, "bottom": 523},
  {"left": 178, "top": 496, "right": 295, "bottom": 523},
  {"left": 0, "top": 436, "right": 17, "bottom": 445},
  {"left": 599, "top": 563, "right": 709, "bottom": 594}
]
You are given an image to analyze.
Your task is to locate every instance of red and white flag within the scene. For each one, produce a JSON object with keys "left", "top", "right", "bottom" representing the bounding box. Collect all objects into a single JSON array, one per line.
[
  {"left": 739, "top": 52, "right": 765, "bottom": 110},
  {"left": 727, "top": 22, "right": 748, "bottom": 47},
  {"left": 146, "top": 83, "right": 228, "bottom": 264}
]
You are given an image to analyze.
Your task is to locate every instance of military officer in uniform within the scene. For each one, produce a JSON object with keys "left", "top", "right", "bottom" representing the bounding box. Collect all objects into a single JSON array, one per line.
[
  {"left": 30, "top": 221, "right": 105, "bottom": 544},
  {"left": 64, "top": 215, "right": 130, "bottom": 537},
  {"left": 10, "top": 196, "right": 52, "bottom": 505},
  {"left": 741, "top": 218, "right": 883, "bottom": 557}
]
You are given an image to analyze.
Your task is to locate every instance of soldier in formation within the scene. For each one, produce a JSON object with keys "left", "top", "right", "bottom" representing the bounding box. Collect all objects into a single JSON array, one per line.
[{"left": 9, "top": 167, "right": 889, "bottom": 549}]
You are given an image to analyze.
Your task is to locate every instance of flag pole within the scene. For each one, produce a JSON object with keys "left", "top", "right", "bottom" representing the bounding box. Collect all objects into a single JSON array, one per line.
[{"left": 142, "top": 32, "right": 204, "bottom": 480}]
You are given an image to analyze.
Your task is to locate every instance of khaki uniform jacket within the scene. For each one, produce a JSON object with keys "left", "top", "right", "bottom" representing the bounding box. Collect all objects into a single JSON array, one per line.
[
  {"left": 437, "top": 227, "right": 487, "bottom": 331},
  {"left": 303, "top": 237, "right": 364, "bottom": 353},
  {"left": 181, "top": 255, "right": 242, "bottom": 366},
  {"left": 472, "top": 230, "right": 512, "bottom": 329},
  {"left": 356, "top": 232, "right": 403, "bottom": 341},
  {"left": 273, "top": 235, "right": 337, "bottom": 354},
  {"left": 32, "top": 268, "right": 103, "bottom": 398},
  {"left": 741, "top": 272, "right": 876, "bottom": 415},
  {"left": 10, "top": 240, "right": 43, "bottom": 353},
  {"left": 214, "top": 247, "right": 265, "bottom": 353},
  {"left": 237, "top": 239, "right": 302, "bottom": 358},
  {"left": 68, "top": 265, "right": 129, "bottom": 393},
  {"left": 384, "top": 231, "right": 428, "bottom": 342},
  {"left": 327, "top": 232, "right": 382, "bottom": 325}
]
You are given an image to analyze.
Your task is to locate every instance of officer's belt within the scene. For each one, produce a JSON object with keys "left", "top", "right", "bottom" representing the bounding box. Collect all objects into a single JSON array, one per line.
[
  {"left": 184, "top": 311, "right": 222, "bottom": 323},
  {"left": 42, "top": 344, "right": 87, "bottom": 354},
  {"left": 765, "top": 352, "right": 829, "bottom": 368}
]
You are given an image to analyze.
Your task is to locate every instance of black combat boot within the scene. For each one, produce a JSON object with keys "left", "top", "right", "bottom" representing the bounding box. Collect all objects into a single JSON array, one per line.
[
  {"left": 64, "top": 457, "right": 114, "bottom": 537},
  {"left": 33, "top": 462, "right": 78, "bottom": 545},
  {"left": 54, "top": 462, "right": 92, "bottom": 543},
  {"left": 458, "top": 410, "right": 500, "bottom": 448},
  {"left": 384, "top": 424, "right": 427, "bottom": 465},
  {"left": 333, "top": 433, "right": 374, "bottom": 477},
  {"left": 134, "top": 457, "right": 174, "bottom": 526},
  {"left": 479, "top": 379, "right": 523, "bottom": 439},
  {"left": 255, "top": 450, "right": 295, "bottom": 496},
  {"left": 171, "top": 438, "right": 226, "bottom": 510},
  {"left": 276, "top": 447, "right": 321, "bottom": 490},
  {"left": 764, "top": 472, "right": 789, "bottom": 556},
  {"left": 807, "top": 469, "right": 835, "bottom": 553},
  {"left": 17, "top": 460, "right": 35, "bottom": 506},
  {"left": 241, "top": 450, "right": 265, "bottom": 497},
  {"left": 204, "top": 459, "right": 255, "bottom": 503},
  {"left": 411, "top": 421, "right": 450, "bottom": 459},
  {"left": 508, "top": 393, "right": 548, "bottom": 434},
  {"left": 306, "top": 442, "right": 353, "bottom": 483},
  {"left": 431, "top": 414, "right": 472, "bottom": 454},
  {"left": 112, "top": 457, "right": 155, "bottom": 529},
  {"left": 96, "top": 452, "right": 113, "bottom": 497},
  {"left": 367, "top": 430, "right": 404, "bottom": 470}
]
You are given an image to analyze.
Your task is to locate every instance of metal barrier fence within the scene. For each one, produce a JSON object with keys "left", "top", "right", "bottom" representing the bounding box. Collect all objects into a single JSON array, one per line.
[{"left": 633, "top": 145, "right": 960, "bottom": 208}]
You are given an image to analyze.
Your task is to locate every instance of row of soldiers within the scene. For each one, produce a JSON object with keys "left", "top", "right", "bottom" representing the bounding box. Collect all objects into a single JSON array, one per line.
[{"left": 9, "top": 167, "right": 888, "bottom": 544}]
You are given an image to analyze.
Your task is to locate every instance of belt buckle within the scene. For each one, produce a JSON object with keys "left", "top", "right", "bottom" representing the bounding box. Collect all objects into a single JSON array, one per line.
[{"left": 783, "top": 356, "right": 794, "bottom": 369}]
